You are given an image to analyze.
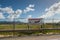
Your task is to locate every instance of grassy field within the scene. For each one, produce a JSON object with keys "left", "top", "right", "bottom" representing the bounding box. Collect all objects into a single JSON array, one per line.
[
  {"left": 0, "top": 24, "right": 42, "bottom": 30},
  {"left": 0, "top": 23, "right": 60, "bottom": 29},
  {"left": 0, "top": 23, "right": 60, "bottom": 37}
]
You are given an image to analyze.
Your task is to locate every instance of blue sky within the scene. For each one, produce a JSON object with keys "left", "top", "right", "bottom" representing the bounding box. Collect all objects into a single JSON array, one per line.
[{"left": 0, "top": 0, "right": 60, "bottom": 22}]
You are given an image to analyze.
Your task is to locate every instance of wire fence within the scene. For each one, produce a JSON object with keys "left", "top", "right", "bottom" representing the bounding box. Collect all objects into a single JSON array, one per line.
[
  {"left": 0, "top": 18, "right": 60, "bottom": 37},
  {"left": 0, "top": 18, "right": 60, "bottom": 30}
]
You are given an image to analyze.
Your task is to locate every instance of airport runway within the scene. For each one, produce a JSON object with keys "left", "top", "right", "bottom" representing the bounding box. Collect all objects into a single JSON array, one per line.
[{"left": 0, "top": 35, "right": 60, "bottom": 40}]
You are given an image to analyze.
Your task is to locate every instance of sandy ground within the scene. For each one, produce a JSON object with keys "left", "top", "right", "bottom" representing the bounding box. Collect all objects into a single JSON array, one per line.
[{"left": 0, "top": 35, "right": 60, "bottom": 40}]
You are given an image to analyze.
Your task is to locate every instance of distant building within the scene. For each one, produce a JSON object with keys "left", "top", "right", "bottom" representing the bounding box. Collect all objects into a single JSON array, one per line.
[{"left": 28, "top": 18, "right": 43, "bottom": 24}]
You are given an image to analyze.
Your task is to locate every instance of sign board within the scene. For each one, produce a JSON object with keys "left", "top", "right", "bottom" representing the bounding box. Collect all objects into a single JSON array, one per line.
[{"left": 28, "top": 18, "right": 43, "bottom": 24}]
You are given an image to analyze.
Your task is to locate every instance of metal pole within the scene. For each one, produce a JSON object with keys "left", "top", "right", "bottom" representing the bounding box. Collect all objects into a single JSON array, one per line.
[
  {"left": 52, "top": 18, "right": 54, "bottom": 28},
  {"left": 27, "top": 23, "right": 29, "bottom": 30},
  {"left": 13, "top": 17, "right": 15, "bottom": 30},
  {"left": 10, "top": 14, "right": 15, "bottom": 37},
  {"left": 13, "top": 17, "right": 15, "bottom": 36}
]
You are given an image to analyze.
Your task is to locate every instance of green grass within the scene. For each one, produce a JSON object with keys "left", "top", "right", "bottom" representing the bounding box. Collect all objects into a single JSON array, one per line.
[
  {"left": 0, "top": 24, "right": 13, "bottom": 30},
  {"left": 0, "top": 23, "right": 60, "bottom": 36},
  {"left": 0, "top": 24, "right": 42, "bottom": 30},
  {"left": 15, "top": 24, "right": 28, "bottom": 30},
  {"left": 0, "top": 23, "right": 60, "bottom": 30}
]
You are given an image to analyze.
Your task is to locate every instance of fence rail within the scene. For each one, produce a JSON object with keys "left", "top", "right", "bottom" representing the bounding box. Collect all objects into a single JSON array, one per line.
[{"left": 0, "top": 18, "right": 60, "bottom": 37}]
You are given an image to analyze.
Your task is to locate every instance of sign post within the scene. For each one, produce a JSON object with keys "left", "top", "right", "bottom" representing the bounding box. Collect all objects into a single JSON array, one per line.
[{"left": 28, "top": 18, "right": 43, "bottom": 30}]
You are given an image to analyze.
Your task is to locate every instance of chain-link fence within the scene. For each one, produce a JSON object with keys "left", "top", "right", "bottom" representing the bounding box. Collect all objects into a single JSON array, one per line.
[{"left": 0, "top": 18, "right": 60, "bottom": 37}]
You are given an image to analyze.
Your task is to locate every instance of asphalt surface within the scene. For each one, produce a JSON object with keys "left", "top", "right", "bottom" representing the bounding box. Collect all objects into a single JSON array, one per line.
[{"left": 0, "top": 35, "right": 60, "bottom": 40}]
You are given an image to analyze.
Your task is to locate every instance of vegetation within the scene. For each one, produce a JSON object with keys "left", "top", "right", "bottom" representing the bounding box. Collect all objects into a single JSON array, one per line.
[{"left": 0, "top": 23, "right": 60, "bottom": 37}]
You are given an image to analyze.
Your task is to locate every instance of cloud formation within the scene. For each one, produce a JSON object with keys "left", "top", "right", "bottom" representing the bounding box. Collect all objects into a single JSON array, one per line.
[
  {"left": 40, "top": 2, "right": 60, "bottom": 18},
  {"left": 0, "top": 4, "right": 35, "bottom": 21},
  {"left": 24, "top": 4, "right": 35, "bottom": 13},
  {"left": 0, "top": 7, "right": 14, "bottom": 14},
  {"left": 0, "top": 12, "right": 5, "bottom": 19},
  {"left": 8, "top": 9, "right": 22, "bottom": 21},
  {"left": 27, "top": 15, "right": 32, "bottom": 18},
  {"left": 19, "top": 15, "right": 32, "bottom": 23},
  {"left": 0, "top": 7, "right": 14, "bottom": 20}
]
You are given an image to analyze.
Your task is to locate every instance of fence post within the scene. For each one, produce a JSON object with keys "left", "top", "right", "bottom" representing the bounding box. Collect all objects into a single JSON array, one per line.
[{"left": 27, "top": 23, "right": 29, "bottom": 30}]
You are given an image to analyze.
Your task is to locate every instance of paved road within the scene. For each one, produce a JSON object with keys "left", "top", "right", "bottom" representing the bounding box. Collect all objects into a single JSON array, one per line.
[{"left": 0, "top": 35, "right": 60, "bottom": 40}]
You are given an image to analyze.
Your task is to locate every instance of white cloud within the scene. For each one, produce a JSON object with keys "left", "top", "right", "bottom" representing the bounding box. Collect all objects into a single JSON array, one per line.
[
  {"left": 8, "top": 9, "right": 22, "bottom": 21},
  {"left": 44, "top": 19, "right": 60, "bottom": 23},
  {"left": 19, "top": 15, "right": 32, "bottom": 23},
  {"left": 0, "top": 7, "right": 14, "bottom": 14},
  {"left": 26, "top": 15, "right": 32, "bottom": 22},
  {"left": 15, "top": 9, "right": 22, "bottom": 14},
  {"left": 27, "top": 15, "right": 32, "bottom": 18},
  {"left": 15, "top": 9, "right": 22, "bottom": 18},
  {"left": 29, "top": 4, "right": 34, "bottom": 7},
  {"left": 0, "top": 12, "right": 5, "bottom": 19},
  {"left": 0, "top": 7, "right": 22, "bottom": 21},
  {"left": 24, "top": 4, "right": 35, "bottom": 13},
  {"left": 0, "top": 4, "right": 35, "bottom": 22},
  {"left": 40, "top": 2, "right": 60, "bottom": 18},
  {"left": 0, "top": 7, "right": 14, "bottom": 20}
]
